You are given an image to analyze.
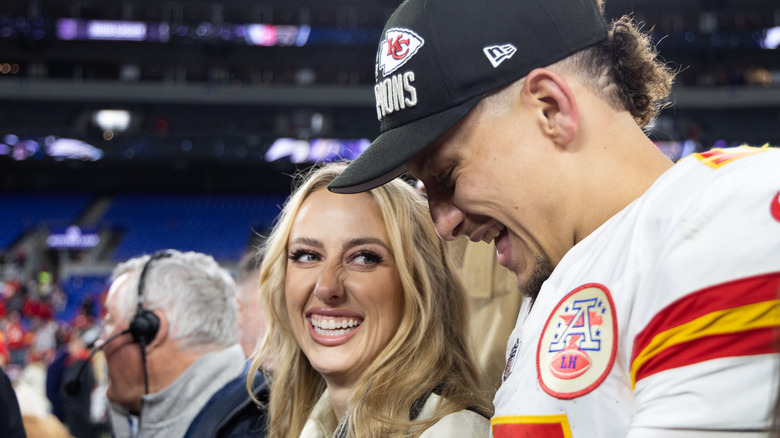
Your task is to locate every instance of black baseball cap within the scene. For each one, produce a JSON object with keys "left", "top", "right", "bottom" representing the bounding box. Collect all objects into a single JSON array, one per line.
[{"left": 328, "top": 0, "right": 608, "bottom": 194}]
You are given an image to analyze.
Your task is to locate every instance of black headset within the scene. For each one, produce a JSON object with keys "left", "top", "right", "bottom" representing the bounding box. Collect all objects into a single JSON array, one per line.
[
  {"left": 130, "top": 250, "right": 174, "bottom": 344},
  {"left": 131, "top": 249, "right": 175, "bottom": 394}
]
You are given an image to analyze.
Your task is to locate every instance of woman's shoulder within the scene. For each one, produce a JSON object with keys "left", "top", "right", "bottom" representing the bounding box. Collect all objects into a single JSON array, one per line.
[
  {"left": 421, "top": 409, "right": 490, "bottom": 437},
  {"left": 417, "top": 393, "right": 490, "bottom": 438}
]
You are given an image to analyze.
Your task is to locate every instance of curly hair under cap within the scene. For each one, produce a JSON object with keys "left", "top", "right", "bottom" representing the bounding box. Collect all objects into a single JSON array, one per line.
[{"left": 554, "top": 14, "right": 676, "bottom": 128}]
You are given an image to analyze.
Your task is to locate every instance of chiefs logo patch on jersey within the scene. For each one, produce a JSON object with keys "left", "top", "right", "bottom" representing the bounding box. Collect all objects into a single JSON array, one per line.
[
  {"left": 377, "top": 28, "right": 424, "bottom": 77},
  {"left": 537, "top": 283, "right": 617, "bottom": 399}
]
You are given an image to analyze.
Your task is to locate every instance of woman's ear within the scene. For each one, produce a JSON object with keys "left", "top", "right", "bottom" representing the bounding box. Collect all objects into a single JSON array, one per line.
[{"left": 523, "top": 68, "right": 580, "bottom": 147}]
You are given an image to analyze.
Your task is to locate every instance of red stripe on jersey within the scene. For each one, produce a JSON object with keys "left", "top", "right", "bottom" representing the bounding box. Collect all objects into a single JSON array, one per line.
[
  {"left": 631, "top": 272, "right": 780, "bottom": 385},
  {"left": 634, "top": 326, "right": 776, "bottom": 384},
  {"left": 492, "top": 423, "right": 568, "bottom": 438},
  {"left": 632, "top": 273, "right": 780, "bottom": 360}
]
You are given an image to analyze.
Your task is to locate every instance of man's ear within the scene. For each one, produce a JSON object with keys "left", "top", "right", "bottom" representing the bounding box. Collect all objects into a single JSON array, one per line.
[
  {"left": 523, "top": 68, "right": 580, "bottom": 146},
  {"left": 146, "top": 309, "right": 168, "bottom": 350}
]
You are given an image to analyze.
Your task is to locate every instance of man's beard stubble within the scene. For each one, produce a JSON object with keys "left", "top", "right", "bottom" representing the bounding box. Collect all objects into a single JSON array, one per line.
[{"left": 517, "top": 253, "right": 554, "bottom": 302}]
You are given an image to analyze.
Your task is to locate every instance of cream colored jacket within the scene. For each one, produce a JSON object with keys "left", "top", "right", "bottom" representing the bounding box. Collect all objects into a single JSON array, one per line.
[{"left": 300, "top": 389, "right": 489, "bottom": 437}]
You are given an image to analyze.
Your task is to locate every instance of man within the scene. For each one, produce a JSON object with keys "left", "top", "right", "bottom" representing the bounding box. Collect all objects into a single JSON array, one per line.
[
  {"left": 99, "top": 250, "right": 245, "bottom": 437},
  {"left": 61, "top": 326, "right": 100, "bottom": 438},
  {"left": 328, "top": 0, "right": 780, "bottom": 436},
  {"left": 0, "top": 366, "right": 26, "bottom": 438},
  {"left": 234, "top": 250, "right": 269, "bottom": 360},
  {"left": 182, "top": 249, "right": 271, "bottom": 438}
]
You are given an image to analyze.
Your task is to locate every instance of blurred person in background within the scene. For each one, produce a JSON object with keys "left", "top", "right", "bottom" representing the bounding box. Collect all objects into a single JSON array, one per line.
[
  {"left": 13, "top": 353, "right": 73, "bottom": 438},
  {"left": 46, "top": 325, "right": 71, "bottom": 423},
  {"left": 1, "top": 365, "right": 26, "bottom": 437},
  {"left": 183, "top": 249, "right": 272, "bottom": 438},
  {"left": 251, "top": 162, "right": 491, "bottom": 437},
  {"left": 0, "top": 331, "right": 10, "bottom": 367},
  {"left": 21, "top": 415, "right": 73, "bottom": 438},
  {"left": 60, "top": 325, "right": 106, "bottom": 438},
  {"left": 5, "top": 310, "right": 30, "bottom": 367},
  {"left": 32, "top": 319, "right": 58, "bottom": 363},
  {"left": 99, "top": 250, "right": 245, "bottom": 437},
  {"left": 234, "top": 249, "right": 270, "bottom": 361},
  {"left": 446, "top": 238, "right": 522, "bottom": 390}
]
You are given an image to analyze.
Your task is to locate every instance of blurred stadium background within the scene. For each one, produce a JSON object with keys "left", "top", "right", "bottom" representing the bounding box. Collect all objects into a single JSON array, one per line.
[{"left": 0, "top": 0, "right": 778, "bottom": 366}]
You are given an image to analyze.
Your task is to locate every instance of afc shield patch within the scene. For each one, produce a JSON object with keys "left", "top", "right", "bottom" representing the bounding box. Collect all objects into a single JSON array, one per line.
[{"left": 537, "top": 283, "right": 617, "bottom": 399}]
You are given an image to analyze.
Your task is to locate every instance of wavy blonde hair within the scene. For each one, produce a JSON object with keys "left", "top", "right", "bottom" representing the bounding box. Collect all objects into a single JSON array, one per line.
[{"left": 249, "top": 161, "right": 491, "bottom": 437}]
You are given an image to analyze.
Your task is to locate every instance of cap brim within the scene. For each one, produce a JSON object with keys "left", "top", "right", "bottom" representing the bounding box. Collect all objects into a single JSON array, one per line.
[{"left": 328, "top": 94, "right": 484, "bottom": 194}]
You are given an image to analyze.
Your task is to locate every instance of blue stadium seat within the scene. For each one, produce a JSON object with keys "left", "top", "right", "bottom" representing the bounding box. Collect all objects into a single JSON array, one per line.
[
  {"left": 0, "top": 193, "right": 93, "bottom": 251},
  {"left": 102, "top": 193, "right": 286, "bottom": 261}
]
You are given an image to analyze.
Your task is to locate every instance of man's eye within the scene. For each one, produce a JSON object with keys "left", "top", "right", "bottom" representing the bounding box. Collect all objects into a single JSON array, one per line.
[{"left": 435, "top": 168, "right": 454, "bottom": 187}]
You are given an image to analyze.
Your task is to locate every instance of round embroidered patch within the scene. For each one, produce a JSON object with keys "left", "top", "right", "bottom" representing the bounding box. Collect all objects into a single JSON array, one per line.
[{"left": 537, "top": 283, "right": 617, "bottom": 399}]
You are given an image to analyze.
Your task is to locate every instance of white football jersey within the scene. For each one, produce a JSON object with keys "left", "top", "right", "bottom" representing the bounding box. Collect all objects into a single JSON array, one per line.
[{"left": 492, "top": 146, "right": 780, "bottom": 437}]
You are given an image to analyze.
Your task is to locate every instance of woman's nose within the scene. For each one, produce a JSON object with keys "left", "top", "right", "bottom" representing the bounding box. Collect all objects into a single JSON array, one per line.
[{"left": 313, "top": 265, "right": 345, "bottom": 303}]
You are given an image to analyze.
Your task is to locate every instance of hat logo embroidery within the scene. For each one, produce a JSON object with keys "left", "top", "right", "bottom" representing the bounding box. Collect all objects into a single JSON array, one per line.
[
  {"left": 378, "top": 28, "right": 425, "bottom": 77},
  {"left": 483, "top": 44, "right": 517, "bottom": 68}
]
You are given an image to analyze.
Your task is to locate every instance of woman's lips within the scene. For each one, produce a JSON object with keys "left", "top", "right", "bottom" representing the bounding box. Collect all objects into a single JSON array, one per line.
[{"left": 306, "top": 313, "right": 364, "bottom": 346}]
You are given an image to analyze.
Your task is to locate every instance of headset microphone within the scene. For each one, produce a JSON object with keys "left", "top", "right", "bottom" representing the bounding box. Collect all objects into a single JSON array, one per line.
[{"left": 64, "top": 328, "right": 131, "bottom": 396}]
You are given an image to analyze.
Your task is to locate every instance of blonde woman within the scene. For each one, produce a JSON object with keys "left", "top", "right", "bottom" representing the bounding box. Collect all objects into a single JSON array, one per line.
[{"left": 249, "top": 162, "right": 491, "bottom": 437}]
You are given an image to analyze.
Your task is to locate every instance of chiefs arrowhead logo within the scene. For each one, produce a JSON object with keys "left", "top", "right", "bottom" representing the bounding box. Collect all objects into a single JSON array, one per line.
[{"left": 377, "top": 28, "right": 424, "bottom": 77}]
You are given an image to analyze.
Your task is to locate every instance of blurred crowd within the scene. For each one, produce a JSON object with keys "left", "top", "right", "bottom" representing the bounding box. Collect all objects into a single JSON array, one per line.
[{"left": 1, "top": 249, "right": 111, "bottom": 438}]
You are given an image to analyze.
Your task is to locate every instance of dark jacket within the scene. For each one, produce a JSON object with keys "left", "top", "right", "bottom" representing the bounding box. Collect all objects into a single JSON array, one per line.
[
  {"left": 60, "top": 357, "right": 100, "bottom": 438},
  {"left": 184, "top": 368, "right": 268, "bottom": 438},
  {"left": 0, "top": 367, "right": 26, "bottom": 438}
]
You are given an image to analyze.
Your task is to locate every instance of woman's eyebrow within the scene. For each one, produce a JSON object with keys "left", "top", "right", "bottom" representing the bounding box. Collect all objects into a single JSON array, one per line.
[
  {"left": 288, "top": 237, "right": 324, "bottom": 249},
  {"left": 343, "top": 237, "right": 391, "bottom": 253}
]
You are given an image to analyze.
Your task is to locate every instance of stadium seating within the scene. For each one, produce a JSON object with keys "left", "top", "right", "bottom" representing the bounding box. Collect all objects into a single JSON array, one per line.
[
  {"left": 0, "top": 193, "right": 93, "bottom": 251},
  {"left": 102, "top": 192, "right": 287, "bottom": 261}
]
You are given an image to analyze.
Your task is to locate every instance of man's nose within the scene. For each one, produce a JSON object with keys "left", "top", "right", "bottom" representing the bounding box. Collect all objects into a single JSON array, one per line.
[{"left": 428, "top": 198, "right": 465, "bottom": 241}]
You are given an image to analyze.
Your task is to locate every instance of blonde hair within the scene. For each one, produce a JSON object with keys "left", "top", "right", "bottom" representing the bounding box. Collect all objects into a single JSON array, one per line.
[{"left": 249, "top": 162, "right": 491, "bottom": 437}]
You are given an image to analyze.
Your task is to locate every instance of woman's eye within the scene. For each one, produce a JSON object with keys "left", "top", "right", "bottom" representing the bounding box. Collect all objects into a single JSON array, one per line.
[
  {"left": 289, "top": 249, "right": 319, "bottom": 263},
  {"left": 352, "top": 250, "right": 382, "bottom": 266}
]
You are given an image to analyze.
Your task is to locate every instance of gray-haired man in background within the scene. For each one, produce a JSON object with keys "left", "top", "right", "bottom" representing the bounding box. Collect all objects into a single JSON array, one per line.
[{"left": 98, "top": 250, "right": 245, "bottom": 437}]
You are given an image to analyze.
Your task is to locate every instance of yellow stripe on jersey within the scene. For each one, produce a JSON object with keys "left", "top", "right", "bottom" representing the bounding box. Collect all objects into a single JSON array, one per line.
[{"left": 630, "top": 299, "right": 780, "bottom": 388}]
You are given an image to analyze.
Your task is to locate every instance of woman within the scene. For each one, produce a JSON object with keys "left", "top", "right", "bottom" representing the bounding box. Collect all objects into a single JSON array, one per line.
[{"left": 249, "top": 162, "right": 491, "bottom": 437}]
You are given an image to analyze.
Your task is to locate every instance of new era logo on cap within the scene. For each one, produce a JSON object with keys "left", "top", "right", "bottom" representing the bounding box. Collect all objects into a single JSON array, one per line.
[
  {"left": 483, "top": 44, "right": 517, "bottom": 68},
  {"left": 378, "top": 28, "right": 425, "bottom": 77}
]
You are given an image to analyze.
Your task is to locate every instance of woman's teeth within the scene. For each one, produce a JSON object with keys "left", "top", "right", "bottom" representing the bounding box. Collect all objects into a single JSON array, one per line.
[{"left": 310, "top": 315, "right": 362, "bottom": 336}]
